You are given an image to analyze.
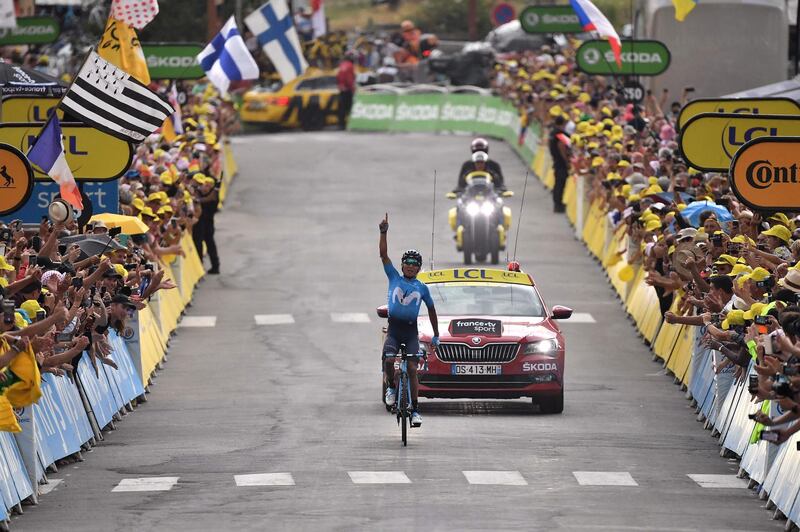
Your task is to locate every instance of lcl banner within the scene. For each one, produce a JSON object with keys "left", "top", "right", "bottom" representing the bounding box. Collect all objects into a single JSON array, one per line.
[
  {"left": 680, "top": 113, "right": 800, "bottom": 172},
  {"left": 729, "top": 136, "right": 800, "bottom": 211}
]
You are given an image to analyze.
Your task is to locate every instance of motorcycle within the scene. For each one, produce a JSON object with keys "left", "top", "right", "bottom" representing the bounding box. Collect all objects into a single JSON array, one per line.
[{"left": 446, "top": 171, "right": 513, "bottom": 265}]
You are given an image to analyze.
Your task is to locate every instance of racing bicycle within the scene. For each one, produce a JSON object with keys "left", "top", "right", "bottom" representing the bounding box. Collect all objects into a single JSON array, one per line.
[{"left": 389, "top": 343, "right": 422, "bottom": 447}]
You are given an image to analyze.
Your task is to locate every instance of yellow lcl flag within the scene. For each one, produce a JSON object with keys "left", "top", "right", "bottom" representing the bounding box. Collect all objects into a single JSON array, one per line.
[{"left": 98, "top": 16, "right": 150, "bottom": 84}]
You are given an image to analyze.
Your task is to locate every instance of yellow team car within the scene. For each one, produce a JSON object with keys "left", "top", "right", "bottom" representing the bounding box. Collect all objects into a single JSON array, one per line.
[{"left": 240, "top": 68, "right": 340, "bottom": 130}]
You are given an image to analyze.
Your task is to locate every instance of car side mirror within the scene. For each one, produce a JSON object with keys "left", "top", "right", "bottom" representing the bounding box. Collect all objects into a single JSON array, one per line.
[
  {"left": 446, "top": 192, "right": 457, "bottom": 199},
  {"left": 551, "top": 305, "right": 573, "bottom": 320},
  {"left": 501, "top": 190, "right": 514, "bottom": 198},
  {"left": 376, "top": 305, "right": 388, "bottom": 319}
]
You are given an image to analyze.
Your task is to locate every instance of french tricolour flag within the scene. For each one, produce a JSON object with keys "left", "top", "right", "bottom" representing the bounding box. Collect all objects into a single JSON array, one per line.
[
  {"left": 27, "top": 115, "right": 83, "bottom": 210},
  {"left": 569, "top": 0, "right": 622, "bottom": 68}
]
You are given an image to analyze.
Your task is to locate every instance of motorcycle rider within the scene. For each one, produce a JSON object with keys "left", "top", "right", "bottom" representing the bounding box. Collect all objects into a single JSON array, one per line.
[
  {"left": 379, "top": 213, "right": 440, "bottom": 428},
  {"left": 455, "top": 138, "right": 506, "bottom": 193}
]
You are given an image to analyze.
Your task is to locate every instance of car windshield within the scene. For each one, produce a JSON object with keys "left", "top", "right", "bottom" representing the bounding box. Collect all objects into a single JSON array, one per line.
[{"left": 427, "top": 282, "right": 545, "bottom": 317}]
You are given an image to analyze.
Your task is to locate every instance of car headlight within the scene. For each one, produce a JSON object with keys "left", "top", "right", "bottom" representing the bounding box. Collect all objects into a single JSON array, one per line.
[
  {"left": 419, "top": 342, "right": 429, "bottom": 355},
  {"left": 523, "top": 339, "right": 558, "bottom": 356},
  {"left": 480, "top": 202, "right": 494, "bottom": 215},
  {"left": 466, "top": 202, "right": 480, "bottom": 216}
]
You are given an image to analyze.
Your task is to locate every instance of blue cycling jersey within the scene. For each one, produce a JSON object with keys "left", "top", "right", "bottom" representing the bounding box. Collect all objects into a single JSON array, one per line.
[{"left": 384, "top": 262, "right": 434, "bottom": 322}]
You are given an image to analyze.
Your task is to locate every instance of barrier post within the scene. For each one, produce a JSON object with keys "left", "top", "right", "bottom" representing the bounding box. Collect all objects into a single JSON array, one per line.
[
  {"left": 121, "top": 311, "right": 144, "bottom": 396},
  {"left": 12, "top": 407, "right": 38, "bottom": 504},
  {"left": 575, "top": 174, "right": 584, "bottom": 239}
]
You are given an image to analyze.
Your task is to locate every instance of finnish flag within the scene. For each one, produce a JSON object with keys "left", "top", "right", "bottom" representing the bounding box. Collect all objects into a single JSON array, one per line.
[
  {"left": 197, "top": 16, "right": 259, "bottom": 96},
  {"left": 245, "top": 0, "right": 309, "bottom": 84}
]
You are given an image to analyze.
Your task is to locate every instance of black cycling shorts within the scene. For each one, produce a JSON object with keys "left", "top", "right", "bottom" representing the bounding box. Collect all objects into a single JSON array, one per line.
[{"left": 382, "top": 317, "right": 421, "bottom": 358}]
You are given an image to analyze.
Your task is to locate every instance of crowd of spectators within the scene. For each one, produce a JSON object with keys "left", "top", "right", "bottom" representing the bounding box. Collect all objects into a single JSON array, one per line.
[
  {"left": 491, "top": 41, "right": 800, "bottom": 445},
  {"left": 0, "top": 80, "right": 231, "bottom": 428}
]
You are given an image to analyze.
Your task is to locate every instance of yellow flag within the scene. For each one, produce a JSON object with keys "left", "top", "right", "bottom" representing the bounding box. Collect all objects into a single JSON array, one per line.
[
  {"left": 98, "top": 16, "right": 151, "bottom": 84},
  {"left": 0, "top": 396, "right": 20, "bottom": 433},
  {"left": 4, "top": 342, "right": 41, "bottom": 408},
  {"left": 161, "top": 116, "right": 177, "bottom": 144}
]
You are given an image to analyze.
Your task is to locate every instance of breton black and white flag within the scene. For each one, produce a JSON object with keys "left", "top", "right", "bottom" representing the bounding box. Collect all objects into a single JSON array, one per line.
[{"left": 60, "top": 50, "right": 174, "bottom": 144}]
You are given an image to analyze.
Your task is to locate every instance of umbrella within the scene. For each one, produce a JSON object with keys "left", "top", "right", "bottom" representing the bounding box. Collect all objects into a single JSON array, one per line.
[
  {"left": 60, "top": 235, "right": 126, "bottom": 261},
  {"left": 644, "top": 191, "right": 694, "bottom": 205},
  {"left": 679, "top": 201, "right": 735, "bottom": 228},
  {"left": 0, "top": 63, "right": 67, "bottom": 98},
  {"left": 89, "top": 213, "right": 149, "bottom": 234}
]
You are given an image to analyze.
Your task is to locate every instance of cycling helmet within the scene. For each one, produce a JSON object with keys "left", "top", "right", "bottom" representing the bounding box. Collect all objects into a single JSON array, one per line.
[
  {"left": 472, "top": 151, "right": 488, "bottom": 163},
  {"left": 401, "top": 249, "right": 423, "bottom": 266},
  {"left": 471, "top": 137, "right": 489, "bottom": 154}
]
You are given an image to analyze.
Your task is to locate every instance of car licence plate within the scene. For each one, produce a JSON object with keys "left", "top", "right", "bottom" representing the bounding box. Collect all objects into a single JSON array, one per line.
[{"left": 451, "top": 364, "right": 502, "bottom": 375}]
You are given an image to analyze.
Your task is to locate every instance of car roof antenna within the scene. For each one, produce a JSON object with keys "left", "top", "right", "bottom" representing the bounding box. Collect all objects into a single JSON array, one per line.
[
  {"left": 512, "top": 170, "right": 530, "bottom": 262},
  {"left": 430, "top": 169, "right": 437, "bottom": 271}
]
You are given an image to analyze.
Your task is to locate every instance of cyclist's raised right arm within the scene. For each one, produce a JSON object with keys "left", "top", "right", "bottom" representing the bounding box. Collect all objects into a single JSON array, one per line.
[{"left": 379, "top": 213, "right": 391, "bottom": 265}]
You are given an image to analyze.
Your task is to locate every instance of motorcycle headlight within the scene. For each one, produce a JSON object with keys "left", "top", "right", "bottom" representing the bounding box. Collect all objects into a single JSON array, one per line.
[
  {"left": 466, "top": 202, "right": 480, "bottom": 216},
  {"left": 523, "top": 339, "right": 558, "bottom": 356},
  {"left": 480, "top": 202, "right": 494, "bottom": 215}
]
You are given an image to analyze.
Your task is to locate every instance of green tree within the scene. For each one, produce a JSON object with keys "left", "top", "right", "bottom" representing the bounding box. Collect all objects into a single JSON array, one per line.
[{"left": 413, "top": 0, "right": 494, "bottom": 40}]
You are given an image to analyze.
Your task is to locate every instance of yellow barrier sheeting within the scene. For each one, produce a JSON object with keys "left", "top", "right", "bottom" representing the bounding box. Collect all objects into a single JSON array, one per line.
[
  {"left": 138, "top": 305, "right": 165, "bottom": 386},
  {"left": 666, "top": 325, "right": 695, "bottom": 383}
]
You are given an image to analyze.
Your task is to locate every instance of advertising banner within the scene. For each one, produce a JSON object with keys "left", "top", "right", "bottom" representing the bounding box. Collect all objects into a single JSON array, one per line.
[
  {"left": 11, "top": 180, "right": 118, "bottom": 224},
  {"left": 680, "top": 113, "right": 800, "bottom": 171},
  {"left": 0, "top": 123, "right": 133, "bottom": 181},
  {"left": 677, "top": 97, "right": 800, "bottom": 130},
  {"left": 390, "top": 94, "right": 442, "bottom": 133},
  {"left": 348, "top": 93, "right": 397, "bottom": 130},
  {"left": 142, "top": 43, "right": 204, "bottom": 80},
  {"left": 729, "top": 137, "right": 800, "bottom": 211},
  {"left": 0, "top": 96, "right": 62, "bottom": 123},
  {"left": 576, "top": 40, "right": 670, "bottom": 76},
  {"left": 519, "top": 5, "right": 581, "bottom": 34},
  {"left": 0, "top": 16, "right": 59, "bottom": 45}
]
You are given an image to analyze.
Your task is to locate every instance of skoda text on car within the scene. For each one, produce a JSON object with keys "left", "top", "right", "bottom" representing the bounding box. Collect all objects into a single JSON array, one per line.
[{"left": 377, "top": 267, "right": 572, "bottom": 413}]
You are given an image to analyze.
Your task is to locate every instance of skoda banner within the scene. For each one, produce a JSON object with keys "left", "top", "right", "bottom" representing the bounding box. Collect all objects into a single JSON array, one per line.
[
  {"left": 677, "top": 97, "right": 800, "bottom": 130},
  {"left": 142, "top": 43, "right": 204, "bottom": 80},
  {"left": 0, "top": 17, "right": 59, "bottom": 45},
  {"left": 680, "top": 113, "right": 800, "bottom": 171},
  {"left": 576, "top": 40, "right": 670, "bottom": 76},
  {"left": 729, "top": 137, "right": 800, "bottom": 211},
  {"left": 519, "top": 6, "right": 582, "bottom": 34}
]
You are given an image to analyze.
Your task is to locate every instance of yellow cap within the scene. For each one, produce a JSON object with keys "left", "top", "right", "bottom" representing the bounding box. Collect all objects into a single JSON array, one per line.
[
  {"left": 0, "top": 255, "right": 14, "bottom": 271},
  {"left": 20, "top": 299, "right": 44, "bottom": 319},
  {"left": 618, "top": 160, "right": 630, "bottom": 168},
  {"left": 645, "top": 219, "right": 662, "bottom": 232},
  {"left": 131, "top": 197, "right": 145, "bottom": 211},
  {"left": 762, "top": 225, "right": 792, "bottom": 243},
  {"left": 591, "top": 156, "right": 605, "bottom": 168},
  {"left": 743, "top": 302, "right": 768, "bottom": 321},
  {"left": 721, "top": 310, "right": 746, "bottom": 330}
]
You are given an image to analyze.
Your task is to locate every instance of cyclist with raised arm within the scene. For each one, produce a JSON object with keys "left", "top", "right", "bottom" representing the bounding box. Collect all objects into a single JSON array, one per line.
[{"left": 379, "top": 213, "right": 440, "bottom": 427}]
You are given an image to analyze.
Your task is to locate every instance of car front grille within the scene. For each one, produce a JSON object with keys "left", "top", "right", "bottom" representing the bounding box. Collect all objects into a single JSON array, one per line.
[{"left": 436, "top": 342, "right": 518, "bottom": 363}]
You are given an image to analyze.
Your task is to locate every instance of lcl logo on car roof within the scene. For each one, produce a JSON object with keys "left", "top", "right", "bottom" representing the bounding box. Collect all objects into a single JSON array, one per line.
[{"left": 471, "top": 337, "right": 481, "bottom": 345}]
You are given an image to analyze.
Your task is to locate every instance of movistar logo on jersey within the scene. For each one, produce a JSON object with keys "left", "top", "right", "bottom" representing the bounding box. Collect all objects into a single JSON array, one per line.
[{"left": 392, "top": 287, "right": 422, "bottom": 306}]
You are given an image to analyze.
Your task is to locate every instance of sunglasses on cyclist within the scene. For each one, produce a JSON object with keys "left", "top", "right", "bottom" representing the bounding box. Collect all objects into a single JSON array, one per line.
[{"left": 402, "top": 259, "right": 420, "bottom": 266}]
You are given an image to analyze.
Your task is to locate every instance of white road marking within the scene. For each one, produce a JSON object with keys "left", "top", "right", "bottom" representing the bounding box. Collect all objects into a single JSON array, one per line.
[
  {"left": 462, "top": 471, "right": 527, "bottom": 485},
  {"left": 39, "top": 479, "right": 63, "bottom": 495},
  {"left": 254, "top": 314, "right": 295, "bottom": 325},
  {"left": 112, "top": 477, "right": 179, "bottom": 492},
  {"left": 331, "top": 313, "right": 371, "bottom": 323},
  {"left": 573, "top": 471, "right": 638, "bottom": 486},
  {"left": 348, "top": 471, "right": 411, "bottom": 484},
  {"left": 179, "top": 316, "right": 217, "bottom": 328},
  {"left": 562, "top": 313, "right": 596, "bottom": 323},
  {"left": 687, "top": 474, "right": 748, "bottom": 488},
  {"left": 235, "top": 473, "right": 295, "bottom": 486}
]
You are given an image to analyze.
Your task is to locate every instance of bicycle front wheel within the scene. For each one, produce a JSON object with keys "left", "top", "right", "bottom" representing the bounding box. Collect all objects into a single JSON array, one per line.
[{"left": 399, "top": 374, "right": 408, "bottom": 447}]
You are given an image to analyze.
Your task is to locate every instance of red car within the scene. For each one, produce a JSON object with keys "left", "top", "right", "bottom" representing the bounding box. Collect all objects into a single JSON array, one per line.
[{"left": 378, "top": 267, "right": 572, "bottom": 413}]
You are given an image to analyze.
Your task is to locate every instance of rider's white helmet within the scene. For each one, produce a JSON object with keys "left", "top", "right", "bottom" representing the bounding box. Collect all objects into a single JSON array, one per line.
[{"left": 472, "top": 151, "right": 488, "bottom": 163}]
